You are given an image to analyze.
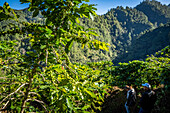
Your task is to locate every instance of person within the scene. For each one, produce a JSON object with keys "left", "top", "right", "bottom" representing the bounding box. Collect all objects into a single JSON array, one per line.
[
  {"left": 139, "top": 83, "right": 156, "bottom": 113},
  {"left": 124, "top": 85, "right": 136, "bottom": 113}
]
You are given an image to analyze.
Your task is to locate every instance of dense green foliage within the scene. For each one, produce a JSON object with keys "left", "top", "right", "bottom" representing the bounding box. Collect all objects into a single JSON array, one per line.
[
  {"left": 87, "top": 46, "right": 170, "bottom": 112},
  {"left": 136, "top": 0, "right": 170, "bottom": 25},
  {"left": 88, "top": 46, "right": 170, "bottom": 112},
  {"left": 0, "top": 0, "right": 170, "bottom": 64},
  {"left": 0, "top": 1, "right": 109, "bottom": 112},
  {"left": 69, "top": 0, "right": 170, "bottom": 63},
  {"left": 114, "top": 23, "right": 170, "bottom": 64},
  {"left": 0, "top": 0, "right": 170, "bottom": 112},
  {"left": 86, "top": 46, "right": 170, "bottom": 89}
]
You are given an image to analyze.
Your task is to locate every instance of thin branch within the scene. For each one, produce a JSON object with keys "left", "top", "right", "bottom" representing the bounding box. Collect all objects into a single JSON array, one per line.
[
  {"left": 39, "top": 73, "right": 46, "bottom": 81},
  {"left": 21, "top": 65, "right": 37, "bottom": 113},
  {"left": 51, "top": 46, "right": 59, "bottom": 62},
  {"left": 28, "top": 92, "right": 39, "bottom": 97},
  {"left": 0, "top": 82, "right": 10, "bottom": 84},
  {"left": 0, "top": 83, "right": 28, "bottom": 105},
  {"left": 2, "top": 100, "right": 9, "bottom": 110},
  {"left": 46, "top": 49, "right": 48, "bottom": 66},
  {"left": 63, "top": 63, "right": 81, "bottom": 78},
  {"left": 0, "top": 98, "right": 15, "bottom": 112},
  {"left": 0, "top": 77, "right": 18, "bottom": 80},
  {"left": 25, "top": 98, "right": 48, "bottom": 113}
]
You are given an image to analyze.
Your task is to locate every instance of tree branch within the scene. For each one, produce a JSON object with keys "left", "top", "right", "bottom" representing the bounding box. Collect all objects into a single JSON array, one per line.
[
  {"left": 0, "top": 83, "right": 28, "bottom": 105},
  {"left": 25, "top": 98, "right": 48, "bottom": 113},
  {"left": 46, "top": 49, "right": 48, "bottom": 66},
  {"left": 21, "top": 65, "right": 37, "bottom": 113}
]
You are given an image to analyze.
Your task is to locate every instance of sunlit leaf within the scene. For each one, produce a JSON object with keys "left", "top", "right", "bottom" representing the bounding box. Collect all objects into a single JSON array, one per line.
[
  {"left": 84, "top": 88, "right": 96, "bottom": 98},
  {"left": 66, "top": 97, "right": 73, "bottom": 110}
]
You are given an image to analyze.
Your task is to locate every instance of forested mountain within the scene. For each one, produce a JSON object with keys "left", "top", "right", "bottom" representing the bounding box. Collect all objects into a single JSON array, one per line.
[
  {"left": 0, "top": 0, "right": 170, "bottom": 64},
  {"left": 113, "top": 23, "right": 170, "bottom": 64},
  {"left": 69, "top": 0, "right": 170, "bottom": 64},
  {"left": 69, "top": 5, "right": 154, "bottom": 63},
  {"left": 135, "top": 0, "right": 170, "bottom": 25}
]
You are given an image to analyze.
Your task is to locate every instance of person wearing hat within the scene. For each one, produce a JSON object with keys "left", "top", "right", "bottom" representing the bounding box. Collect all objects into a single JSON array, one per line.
[
  {"left": 124, "top": 85, "right": 136, "bottom": 113},
  {"left": 139, "top": 83, "right": 156, "bottom": 113}
]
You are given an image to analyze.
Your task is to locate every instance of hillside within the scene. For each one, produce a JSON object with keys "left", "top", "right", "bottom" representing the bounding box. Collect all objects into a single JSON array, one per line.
[
  {"left": 0, "top": 1, "right": 170, "bottom": 112},
  {"left": 69, "top": 6, "right": 154, "bottom": 63},
  {"left": 0, "top": 0, "right": 170, "bottom": 64},
  {"left": 69, "top": 0, "right": 170, "bottom": 64},
  {"left": 135, "top": 0, "right": 170, "bottom": 25},
  {"left": 113, "top": 23, "right": 170, "bottom": 64}
]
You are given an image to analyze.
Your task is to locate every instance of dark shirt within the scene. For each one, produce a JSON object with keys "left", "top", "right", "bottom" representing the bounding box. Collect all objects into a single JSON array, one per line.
[
  {"left": 140, "top": 90, "right": 156, "bottom": 111},
  {"left": 127, "top": 89, "right": 136, "bottom": 106}
]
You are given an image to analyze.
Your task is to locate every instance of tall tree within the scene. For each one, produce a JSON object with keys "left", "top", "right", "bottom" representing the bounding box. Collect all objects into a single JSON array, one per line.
[{"left": 0, "top": 0, "right": 109, "bottom": 112}]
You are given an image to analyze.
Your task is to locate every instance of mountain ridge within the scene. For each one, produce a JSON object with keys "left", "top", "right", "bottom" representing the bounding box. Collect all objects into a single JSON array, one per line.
[
  {"left": 0, "top": 0, "right": 170, "bottom": 64},
  {"left": 69, "top": 0, "right": 170, "bottom": 64},
  {"left": 113, "top": 23, "right": 170, "bottom": 64}
]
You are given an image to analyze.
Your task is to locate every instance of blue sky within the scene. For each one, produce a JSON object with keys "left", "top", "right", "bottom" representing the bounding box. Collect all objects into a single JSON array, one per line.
[{"left": 0, "top": 0, "right": 169, "bottom": 15}]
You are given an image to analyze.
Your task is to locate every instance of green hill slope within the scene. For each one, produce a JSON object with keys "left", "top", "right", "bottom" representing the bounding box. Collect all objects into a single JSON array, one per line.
[
  {"left": 69, "top": 0, "right": 170, "bottom": 63},
  {"left": 113, "top": 23, "right": 170, "bottom": 64},
  {"left": 0, "top": 0, "right": 170, "bottom": 64},
  {"left": 135, "top": 0, "right": 170, "bottom": 25}
]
